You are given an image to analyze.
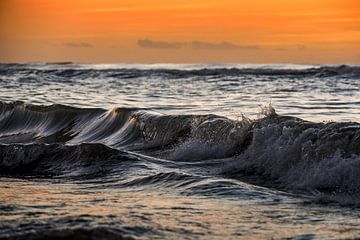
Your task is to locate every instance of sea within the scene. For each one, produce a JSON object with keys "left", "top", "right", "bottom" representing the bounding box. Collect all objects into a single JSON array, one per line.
[{"left": 0, "top": 63, "right": 359, "bottom": 239}]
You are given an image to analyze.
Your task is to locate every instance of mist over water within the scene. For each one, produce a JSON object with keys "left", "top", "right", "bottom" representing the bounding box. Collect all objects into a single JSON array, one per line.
[{"left": 0, "top": 63, "right": 360, "bottom": 239}]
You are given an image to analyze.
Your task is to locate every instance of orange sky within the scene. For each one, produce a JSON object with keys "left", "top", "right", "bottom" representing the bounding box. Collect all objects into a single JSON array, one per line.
[{"left": 0, "top": 0, "right": 359, "bottom": 63}]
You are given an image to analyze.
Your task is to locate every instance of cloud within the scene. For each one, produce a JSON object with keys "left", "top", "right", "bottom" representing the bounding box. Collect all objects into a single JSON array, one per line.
[
  {"left": 138, "top": 39, "right": 185, "bottom": 49},
  {"left": 64, "top": 42, "right": 93, "bottom": 48},
  {"left": 297, "top": 44, "right": 307, "bottom": 50},
  {"left": 190, "top": 41, "right": 259, "bottom": 50},
  {"left": 137, "top": 39, "right": 259, "bottom": 50}
]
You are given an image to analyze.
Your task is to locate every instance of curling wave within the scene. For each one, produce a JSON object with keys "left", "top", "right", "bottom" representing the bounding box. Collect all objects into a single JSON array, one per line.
[{"left": 0, "top": 101, "right": 360, "bottom": 201}]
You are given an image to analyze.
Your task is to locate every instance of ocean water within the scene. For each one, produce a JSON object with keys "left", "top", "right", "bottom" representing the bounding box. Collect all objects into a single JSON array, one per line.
[{"left": 0, "top": 63, "right": 359, "bottom": 239}]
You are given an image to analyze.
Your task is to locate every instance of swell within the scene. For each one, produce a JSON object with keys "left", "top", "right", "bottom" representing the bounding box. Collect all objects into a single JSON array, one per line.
[
  {"left": 0, "top": 143, "right": 142, "bottom": 178},
  {"left": 1, "top": 64, "right": 359, "bottom": 78},
  {"left": 0, "top": 101, "right": 360, "bottom": 201}
]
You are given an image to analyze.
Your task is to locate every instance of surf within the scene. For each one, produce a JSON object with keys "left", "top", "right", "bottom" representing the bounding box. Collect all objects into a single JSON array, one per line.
[{"left": 0, "top": 101, "right": 359, "bottom": 204}]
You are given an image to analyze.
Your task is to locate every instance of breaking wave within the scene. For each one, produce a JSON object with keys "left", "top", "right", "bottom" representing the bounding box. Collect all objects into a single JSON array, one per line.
[{"left": 0, "top": 101, "right": 360, "bottom": 203}]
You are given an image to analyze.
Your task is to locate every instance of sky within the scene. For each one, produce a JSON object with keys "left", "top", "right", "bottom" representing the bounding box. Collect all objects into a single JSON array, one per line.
[{"left": 0, "top": 0, "right": 359, "bottom": 64}]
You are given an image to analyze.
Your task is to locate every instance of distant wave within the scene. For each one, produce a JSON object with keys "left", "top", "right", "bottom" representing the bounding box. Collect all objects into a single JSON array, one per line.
[
  {"left": 0, "top": 101, "right": 359, "bottom": 201},
  {"left": 1, "top": 64, "right": 359, "bottom": 78}
]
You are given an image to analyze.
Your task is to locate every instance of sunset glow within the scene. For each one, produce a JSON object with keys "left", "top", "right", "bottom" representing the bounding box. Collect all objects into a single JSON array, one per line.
[{"left": 0, "top": 0, "right": 359, "bottom": 63}]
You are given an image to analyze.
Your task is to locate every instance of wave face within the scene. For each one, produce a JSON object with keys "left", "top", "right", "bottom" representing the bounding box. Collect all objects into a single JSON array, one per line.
[{"left": 0, "top": 101, "right": 359, "bottom": 201}]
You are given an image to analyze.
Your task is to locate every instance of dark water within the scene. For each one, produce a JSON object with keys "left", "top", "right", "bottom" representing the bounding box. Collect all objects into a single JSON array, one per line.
[{"left": 0, "top": 63, "right": 360, "bottom": 239}]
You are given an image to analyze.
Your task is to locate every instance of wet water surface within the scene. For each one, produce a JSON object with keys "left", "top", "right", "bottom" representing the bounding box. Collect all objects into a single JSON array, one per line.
[{"left": 0, "top": 63, "right": 359, "bottom": 239}]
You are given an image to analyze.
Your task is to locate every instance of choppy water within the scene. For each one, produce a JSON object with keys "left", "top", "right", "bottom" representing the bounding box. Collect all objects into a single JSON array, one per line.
[{"left": 0, "top": 63, "right": 360, "bottom": 239}]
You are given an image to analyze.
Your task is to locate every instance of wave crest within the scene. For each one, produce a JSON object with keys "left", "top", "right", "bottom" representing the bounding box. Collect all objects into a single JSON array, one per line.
[{"left": 0, "top": 101, "right": 360, "bottom": 201}]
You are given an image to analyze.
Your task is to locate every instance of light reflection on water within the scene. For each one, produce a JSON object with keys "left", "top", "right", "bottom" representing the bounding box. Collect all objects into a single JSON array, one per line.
[{"left": 1, "top": 178, "right": 360, "bottom": 239}]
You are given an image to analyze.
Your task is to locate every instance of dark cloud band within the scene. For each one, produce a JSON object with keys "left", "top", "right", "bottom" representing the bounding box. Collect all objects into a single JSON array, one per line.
[
  {"left": 138, "top": 39, "right": 259, "bottom": 50},
  {"left": 64, "top": 42, "right": 93, "bottom": 48}
]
